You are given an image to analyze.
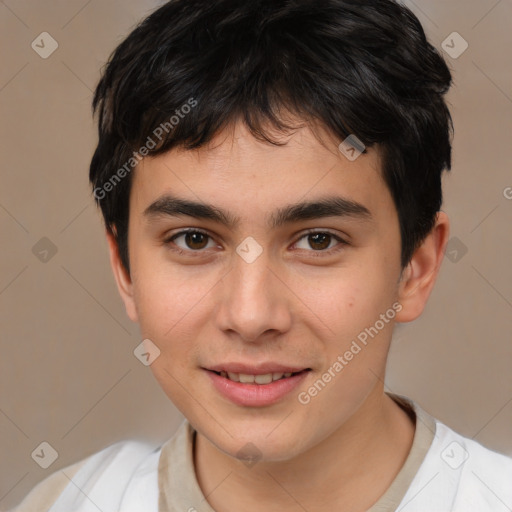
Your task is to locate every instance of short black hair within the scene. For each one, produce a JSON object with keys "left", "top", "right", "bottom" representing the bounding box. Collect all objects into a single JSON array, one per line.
[{"left": 89, "top": 0, "right": 453, "bottom": 273}]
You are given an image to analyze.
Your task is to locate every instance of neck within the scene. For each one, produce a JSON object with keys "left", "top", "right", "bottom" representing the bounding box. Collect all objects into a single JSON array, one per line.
[{"left": 194, "top": 388, "right": 415, "bottom": 512}]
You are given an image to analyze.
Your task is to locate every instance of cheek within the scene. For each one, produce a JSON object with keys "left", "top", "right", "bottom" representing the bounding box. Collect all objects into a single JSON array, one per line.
[
  {"left": 301, "top": 277, "right": 399, "bottom": 387},
  {"left": 305, "top": 266, "right": 396, "bottom": 339},
  {"left": 134, "top": 268, "right": 207, "bottom": 406},
  {"left": 131, "top": 261, "right": 217, "bottom": 343}
]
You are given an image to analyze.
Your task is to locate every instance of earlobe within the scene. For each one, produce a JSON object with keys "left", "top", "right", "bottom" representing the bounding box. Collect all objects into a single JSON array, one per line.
[
  {"left": 396, "top": 211, "right": 450, "bottom": 323},
  {"left": 106, "top": 230, "right": 139, "bottom": 323}
]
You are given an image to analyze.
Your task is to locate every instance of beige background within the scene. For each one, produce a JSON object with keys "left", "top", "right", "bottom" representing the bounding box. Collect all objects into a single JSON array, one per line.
[{"left": 1, "top": 0, "right": 511, "bottom": 508}]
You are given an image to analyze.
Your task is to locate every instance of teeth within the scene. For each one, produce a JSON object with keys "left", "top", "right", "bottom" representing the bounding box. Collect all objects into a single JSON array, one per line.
[
  {"left": 255, "top": 374, "right": 273, "bottom": 384},
  {"left": 218, "top": 371, "right": 297, "bottom": 384}
]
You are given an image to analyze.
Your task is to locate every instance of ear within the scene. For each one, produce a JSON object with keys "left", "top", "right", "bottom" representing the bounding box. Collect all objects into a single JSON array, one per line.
[
  {"left": 106, "top": 230, "right": 139, "bottom": 323},
  {"left": 395, "top": 211, "right": 450, "bottom": 323}
]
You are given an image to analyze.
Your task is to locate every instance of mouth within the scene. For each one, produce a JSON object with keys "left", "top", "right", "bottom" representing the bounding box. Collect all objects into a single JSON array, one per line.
[
  {"left": 203, "top": 366, "right": 311, "bottom": 406},
  {"left": 210, "top": 369, "right": 310, "bottom": 384}
]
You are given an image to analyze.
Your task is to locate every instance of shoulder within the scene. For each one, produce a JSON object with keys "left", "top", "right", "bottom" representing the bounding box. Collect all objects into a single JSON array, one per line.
[
  {"left": 9, "top": 440, "right": 159, "bottom": 512},
  {"left": 401, "top": 415, "right": 512, "bottom": 511},
  {"left": 435, "top": 421, "right": 512, "bottom": 510},
  {"left": 391, "top": 395, "right": 512, "bottom": 511}
]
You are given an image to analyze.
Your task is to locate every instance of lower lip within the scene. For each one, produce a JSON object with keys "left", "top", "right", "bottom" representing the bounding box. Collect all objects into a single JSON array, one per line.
[{"left": 205, "top": 370, "right": 310, "bottom": 407}]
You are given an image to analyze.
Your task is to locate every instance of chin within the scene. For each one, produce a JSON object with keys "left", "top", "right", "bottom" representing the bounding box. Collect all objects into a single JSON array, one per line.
[{"left": 199, "top": 416, "right": 313, "bottom": 463}]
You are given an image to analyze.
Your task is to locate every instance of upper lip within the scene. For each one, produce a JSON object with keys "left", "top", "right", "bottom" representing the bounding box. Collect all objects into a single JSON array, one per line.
[{"left": 205, "top": 363, "right": 310, "bottom": 375}]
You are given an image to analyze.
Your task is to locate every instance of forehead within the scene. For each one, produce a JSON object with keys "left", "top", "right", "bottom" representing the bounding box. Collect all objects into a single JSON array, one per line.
[{"left": 129, "top": 121, "right": 391, "bottom": 222}]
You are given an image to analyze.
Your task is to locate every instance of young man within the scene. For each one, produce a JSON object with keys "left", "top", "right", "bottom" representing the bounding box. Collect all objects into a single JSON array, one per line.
[{"left": 11, "top": 0, "right": 512, "bottom": 511}]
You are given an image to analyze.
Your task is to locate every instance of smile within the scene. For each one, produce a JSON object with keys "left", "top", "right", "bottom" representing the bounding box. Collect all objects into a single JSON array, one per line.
[
  {"left": 212, "top": 370, "right": 299, "bottom": 384},
  {"left": 205, "top": 368, "right": 311, "bottom": 406}
]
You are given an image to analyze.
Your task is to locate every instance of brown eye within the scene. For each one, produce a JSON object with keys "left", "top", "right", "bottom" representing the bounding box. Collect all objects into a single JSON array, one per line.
[
  {"left": 184, "top": 231, "right": 208, "bottom": 250},
  {"left": 167, "top": 230, "right": 216, "bottom": 251},
  {"left": 307, "top": 233, "right": 331, "bottom": 250},
  {"left": 293, "top": 231, "right": 347, "bottom": 254}
]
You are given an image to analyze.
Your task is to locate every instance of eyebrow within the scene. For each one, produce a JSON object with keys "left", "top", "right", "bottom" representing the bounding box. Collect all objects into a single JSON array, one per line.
[{"left": 143, "top": 194, "right": 372, "bottom": 229}]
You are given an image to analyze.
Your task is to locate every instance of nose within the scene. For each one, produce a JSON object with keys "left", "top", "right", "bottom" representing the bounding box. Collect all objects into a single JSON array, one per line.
[{"left": 214, "top": 248, "right": 292, "bottom": 343}]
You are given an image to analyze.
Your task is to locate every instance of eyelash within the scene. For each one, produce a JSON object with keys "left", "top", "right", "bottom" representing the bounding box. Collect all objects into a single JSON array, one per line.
[{"left": 163, "top": 228, "right": 348, "bottom": 257}]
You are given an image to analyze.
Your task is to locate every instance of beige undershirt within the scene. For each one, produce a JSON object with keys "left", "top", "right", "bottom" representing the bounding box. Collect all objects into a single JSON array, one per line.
[
  {"left": 158, "top": 393, "right": 436, "bottom": 512},
  {"left": 10, "top": 393, "right": 435, "bottom": 512}
]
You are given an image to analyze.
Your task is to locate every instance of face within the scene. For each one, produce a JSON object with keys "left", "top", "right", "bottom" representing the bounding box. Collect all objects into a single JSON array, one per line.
[{"left": 110, "top": 121, "right": 433, "bottom": 462}]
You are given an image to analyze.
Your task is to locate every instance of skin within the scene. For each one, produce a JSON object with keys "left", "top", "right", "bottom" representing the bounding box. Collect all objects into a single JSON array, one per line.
[{"left": 107, "top": 120, "right": 449, "bottom": 511}]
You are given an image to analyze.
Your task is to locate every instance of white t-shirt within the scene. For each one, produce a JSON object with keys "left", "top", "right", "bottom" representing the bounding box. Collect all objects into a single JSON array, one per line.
[{"left": 9, "top": 394, "right": 512, "bottom": 512}]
